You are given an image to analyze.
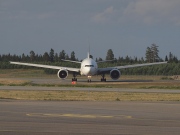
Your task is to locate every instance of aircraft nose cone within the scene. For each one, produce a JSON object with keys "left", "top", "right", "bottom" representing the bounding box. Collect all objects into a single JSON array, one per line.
[{"left": 83, "top": 67, "right": 92, "bottom": 75}]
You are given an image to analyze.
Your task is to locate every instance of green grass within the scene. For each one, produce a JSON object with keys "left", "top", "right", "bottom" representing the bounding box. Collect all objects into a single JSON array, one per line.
[
  {"left": 1, "top": 78, "right": 180, "bottom": 90},
  {"left": 0, "top": 90, "right": 180, "bottom": 101}
]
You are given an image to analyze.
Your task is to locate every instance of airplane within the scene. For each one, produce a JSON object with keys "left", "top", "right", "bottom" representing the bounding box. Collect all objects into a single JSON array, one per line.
[{"left": 10, "top": 52, "right": 167, "bottom": 82}]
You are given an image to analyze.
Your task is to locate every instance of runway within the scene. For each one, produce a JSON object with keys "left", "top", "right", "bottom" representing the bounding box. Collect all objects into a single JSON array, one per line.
[{"left": 0, "top": 100, "right": 180, "bottom": 135}]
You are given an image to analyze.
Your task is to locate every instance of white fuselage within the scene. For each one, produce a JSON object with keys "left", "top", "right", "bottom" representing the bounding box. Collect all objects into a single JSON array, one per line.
[{"left": 80, "top": 58, "right": 98, "bottom": 76}]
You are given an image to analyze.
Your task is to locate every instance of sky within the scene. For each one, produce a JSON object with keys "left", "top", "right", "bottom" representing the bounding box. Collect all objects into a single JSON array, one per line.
[{"left": 1, "top": 0, "right": 180, "bottom": 60}]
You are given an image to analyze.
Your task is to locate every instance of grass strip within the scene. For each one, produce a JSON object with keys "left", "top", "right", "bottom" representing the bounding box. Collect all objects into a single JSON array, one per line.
[
  {"left": 1, "top": 82, "right": 180, "bottom": 90},
  {"left": 0, "top": 90, "right": 180, "bottom": 101}
]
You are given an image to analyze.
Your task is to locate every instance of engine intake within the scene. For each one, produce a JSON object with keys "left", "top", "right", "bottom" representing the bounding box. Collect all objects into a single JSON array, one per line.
[
  {"left": 110, "top": 69, "right": 121, "bottom": 80},
  {"left": 57, "top": 69, "right": 68, "bottom": 79}
]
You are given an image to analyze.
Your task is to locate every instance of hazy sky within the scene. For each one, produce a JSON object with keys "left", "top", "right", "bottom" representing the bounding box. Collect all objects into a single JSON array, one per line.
[{"left": 1, "top": 0, "right": 180, "bottom": 60}]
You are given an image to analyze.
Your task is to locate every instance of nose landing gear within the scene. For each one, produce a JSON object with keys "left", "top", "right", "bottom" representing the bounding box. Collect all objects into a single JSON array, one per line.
[
  {"left": 87, "top": 76, "right": 92, "bottom": 82},
  {"left": 72, "top": 78, "right": 77, "bottom": 82},
  {"left": 72, "top": 72, "right": 77, "bottom": 82}
]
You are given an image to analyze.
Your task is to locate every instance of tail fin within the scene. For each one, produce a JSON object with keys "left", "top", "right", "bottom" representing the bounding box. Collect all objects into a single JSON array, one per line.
[
  {"left": 88, "top": 43, "right": 90, "bottom": 59},
  {"left": 87, "top": 52, "right": 90, "bottom": 59}
]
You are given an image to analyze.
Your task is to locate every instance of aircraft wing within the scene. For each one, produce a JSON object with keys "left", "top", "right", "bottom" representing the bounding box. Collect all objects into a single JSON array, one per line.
[
  {"left": 97, "top": 61, "right": 167, "bottom": 74},
  {"left": 10, "top": 61, "right": 80, "bottom": 72},
  {"left": 114, "top": 61, "right": 167, "bottom": 69}
]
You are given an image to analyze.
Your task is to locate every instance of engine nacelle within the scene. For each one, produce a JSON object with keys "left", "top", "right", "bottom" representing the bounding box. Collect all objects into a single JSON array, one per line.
[
  {"left": 110, "top": 69, "right": 121, "bottom": 80},
  {"left": 57, "top": 69, "right": 68, "bottom": 79}
]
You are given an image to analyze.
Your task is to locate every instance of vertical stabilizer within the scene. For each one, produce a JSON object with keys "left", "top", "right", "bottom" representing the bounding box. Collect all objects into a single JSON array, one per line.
[
  {"left": 87, "top": 43, "right": 90, "bottom": 59},
  {"left": 87, "top": 38, "right": 91, "bottom": 59},
  {"left": 87, "top": 52, "right": 90, "bottom": 59}
]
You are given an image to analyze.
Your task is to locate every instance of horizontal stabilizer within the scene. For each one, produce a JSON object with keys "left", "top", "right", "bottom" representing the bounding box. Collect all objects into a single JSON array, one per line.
[
  {"left": 61, "top": 59, "right": 81, "bottom": 63},
  {"left": 97, "top": 60, "right": 115, "bottom": 63}
]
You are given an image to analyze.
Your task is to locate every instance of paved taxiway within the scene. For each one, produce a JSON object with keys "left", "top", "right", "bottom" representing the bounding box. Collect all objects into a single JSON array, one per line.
[
  {"left": 1, "top": 86, "right": 180, "bottom": 93},
  {"left": 1, "top": 78, "right": 180, "bottom": 134},
  {"left": 0, "top": 100, "right": 180, "bottom": 135}
]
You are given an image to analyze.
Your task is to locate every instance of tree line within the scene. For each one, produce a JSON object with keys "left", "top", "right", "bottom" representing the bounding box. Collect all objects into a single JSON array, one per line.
[
  {"left": 0, "top": 44, "right": 180, "bottom": 76},
  {"left": 0, "top": 49, "right": 78, "bottom": 63}
]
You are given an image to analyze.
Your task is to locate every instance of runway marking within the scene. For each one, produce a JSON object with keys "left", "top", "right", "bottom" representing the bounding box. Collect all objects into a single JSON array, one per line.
[
  {"left": 0, "top": 130, "right": 61, "bottom": 134},
  {"left": 131, "top": 117, "right": 180, "bottom": 122},
  {"left": 26, "top": 113, "right": 131, "bottom": 119},
  {"left": 26, "top": 113, "right": 180, "bottom": 122}
]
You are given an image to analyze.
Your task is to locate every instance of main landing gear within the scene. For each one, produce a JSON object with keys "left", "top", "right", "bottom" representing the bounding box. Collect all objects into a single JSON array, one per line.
[{"left": 101, "top": 74, "right": 106, "bottom": 82}]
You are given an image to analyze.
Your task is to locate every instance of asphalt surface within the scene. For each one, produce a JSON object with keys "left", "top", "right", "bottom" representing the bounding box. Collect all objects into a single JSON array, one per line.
[
  {"left": 1, "top": 78, "right": 180, "bottom": 134},
  {"left": 0, "top": 100, "right": 180, "bottom": 135},
  {"left": 1, "top": 86, "right": 180, "bottom": 93}
]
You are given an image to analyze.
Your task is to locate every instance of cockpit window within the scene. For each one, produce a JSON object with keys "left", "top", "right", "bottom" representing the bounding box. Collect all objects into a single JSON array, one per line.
[{"left": 85, "top": 65, "right": 94, "bottom": 67}]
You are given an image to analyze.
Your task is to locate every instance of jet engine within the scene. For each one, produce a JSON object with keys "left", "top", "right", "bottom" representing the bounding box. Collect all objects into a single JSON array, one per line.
[
  {"left": 57, "top": 69, "right": 68, "bottom": 79},
  {"left": 110, "top": 69, "right": 121, "bottom": 80}
]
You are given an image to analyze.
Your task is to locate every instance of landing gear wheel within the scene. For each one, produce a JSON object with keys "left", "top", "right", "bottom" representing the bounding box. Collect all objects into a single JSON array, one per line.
[
  {"left": 101, "top": 74, "right": 106, "bottom": 82},
  {"left": 72, "top": 72, "right": 77, "bottom": 82},
  {"left": 88, "top": 79, "right": 91, "bottom": 83},
  {"left": 101, "top": 78, "right": 106, "bottom": 82},
  {"left": 87, "top": 76, "right": 92, "bottom": 83},
  {"left": 72, "top": 78, "right": 77, "bottom": 82}
]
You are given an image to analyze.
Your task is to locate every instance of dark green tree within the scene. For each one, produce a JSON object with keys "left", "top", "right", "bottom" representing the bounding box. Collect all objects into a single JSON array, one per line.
[
  {"left": 30, "top": 51, "right": 35, "bottom": 61},
  {"left": 165, "top": 55, "right": 168, "bottom": 61},
  {"left": 97, "top": 57, "right": 103, "bottom": 62},
  {"left": 106, "top": 49, "right": 114, "bottom": 60},
  {"left": 54, "top": 53, "right": 59, "bottom": 62},
  {"left": 145, "top": 44, "right": 159, "bottom": 62},
  {"left": 145, "top": 47, "right": 152, "bottom": 62},
  {"left": 125, "top": 55, "right": 130, "bottom": 63},
  {"left": 151, "top": 44, "right": 159, "bottom": 62},
  {"left": 173, "top": 56, "right": 178, "bottom": 63},
  {"left": 49, "top": 48, "right": 54, "bottom": 62},
  {"left": 65, "top": 54, "right": 69, "bottom": 60},
  {"left": 90, "top": 55, "right": 93, "bottom": 59},
  {"left": 70, "top": 51, "right": 76, "bottom": 61},
  {"left": 43, "top": 52, "right": 49, "bottom": 62},
  {"left": 59, "top": 50, "right": 66, "bottom": 60},
  {"left": 169, "top": 52, "right": 173, "bottom": 62},
  {"left": 21, "top": 53, "right": 26, "bottom": 61}
]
